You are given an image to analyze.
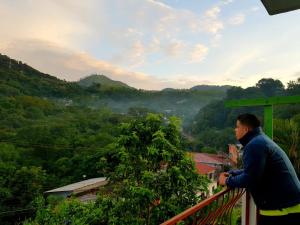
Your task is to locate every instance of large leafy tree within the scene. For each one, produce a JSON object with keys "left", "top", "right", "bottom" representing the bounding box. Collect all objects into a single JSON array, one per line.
[
  {"left": 27, "top": 114, "right": 208, "bottom": 225},
  {"left": 107, "top": 114, "right": 208, "bottom": 224},
  {"left": 256, "top": 78, "right": 285, "bottom": 97}
]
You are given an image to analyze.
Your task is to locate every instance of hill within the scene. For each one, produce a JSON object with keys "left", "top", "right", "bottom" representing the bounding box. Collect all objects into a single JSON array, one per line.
[
  {"left": 0, "top": 53, "right": 84, "bottom": 98},
  {"left": 78, "top": 74, "right": 132, "bottom": 89},
  {"left": 190, "top": 85, "right": 232, "bottom": 92},
  {"left": 0, "top": 53, "right": 227, "bottom": 124}
]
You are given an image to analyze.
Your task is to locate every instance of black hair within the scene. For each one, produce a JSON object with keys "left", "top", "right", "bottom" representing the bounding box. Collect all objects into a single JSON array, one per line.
[{"left": 237, "top": 113, "right": 260, "bottom": 129}]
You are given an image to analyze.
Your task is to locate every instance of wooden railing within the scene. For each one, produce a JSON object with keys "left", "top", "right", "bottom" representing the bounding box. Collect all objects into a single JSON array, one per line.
[{"left": 161, "top": 188, "right": 246, "bottom": 225}]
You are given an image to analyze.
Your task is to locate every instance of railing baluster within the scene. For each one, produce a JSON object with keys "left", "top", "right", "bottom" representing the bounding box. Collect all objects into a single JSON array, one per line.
[{"left": 161, "top": 188, "right": 246, "bottom": 225}]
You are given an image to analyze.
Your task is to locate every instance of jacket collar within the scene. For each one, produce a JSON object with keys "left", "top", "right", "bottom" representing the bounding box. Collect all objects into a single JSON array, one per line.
[{"left": 238, "top": 126, "right": 263, "bottom": 147}]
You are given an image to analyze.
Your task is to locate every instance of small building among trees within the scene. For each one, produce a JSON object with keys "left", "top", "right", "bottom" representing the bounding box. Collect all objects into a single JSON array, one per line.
[{"left": 45, "top": 177, "right": 108, "bottom": 202}]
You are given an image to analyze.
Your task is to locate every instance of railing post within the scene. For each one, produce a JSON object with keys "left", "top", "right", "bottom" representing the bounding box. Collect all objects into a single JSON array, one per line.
[{"left": 242, "top": 191, "right": 257, "bottom": 225}]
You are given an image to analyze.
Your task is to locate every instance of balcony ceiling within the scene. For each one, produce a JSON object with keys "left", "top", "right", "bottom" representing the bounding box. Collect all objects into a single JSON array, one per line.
[{"left": 261, "top": 0, "right": 300, "bottom": 15}]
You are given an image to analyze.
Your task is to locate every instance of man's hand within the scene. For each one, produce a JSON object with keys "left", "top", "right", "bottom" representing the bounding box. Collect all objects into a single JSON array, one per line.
[{"left": 218, "top": 172, "right": 230, "bottom": 186}]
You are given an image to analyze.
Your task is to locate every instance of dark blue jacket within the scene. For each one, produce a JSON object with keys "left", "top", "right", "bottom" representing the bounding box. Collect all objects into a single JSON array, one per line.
[{"left": 226, "top": 127, "right": 300, "bottom": 210}]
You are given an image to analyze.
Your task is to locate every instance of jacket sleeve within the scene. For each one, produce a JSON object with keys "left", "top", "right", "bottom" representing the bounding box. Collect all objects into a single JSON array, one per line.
[
  {"left": 228, "top": 169, "right": 244, "bottom": 176},
  {"left": 226, "top": 143, "right": 267, "bottom": 188}
]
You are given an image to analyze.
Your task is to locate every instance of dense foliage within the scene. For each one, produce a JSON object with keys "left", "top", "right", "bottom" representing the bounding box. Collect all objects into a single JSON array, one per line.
[
  {"left": 25, "top": 114, "right": 208, "bottom": 225},
  {"left": 0, "top": 94, "right": 128, "bottom": 224}
]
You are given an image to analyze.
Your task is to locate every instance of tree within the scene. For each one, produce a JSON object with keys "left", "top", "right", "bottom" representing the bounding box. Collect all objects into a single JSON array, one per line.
[
  {"left": 103, "top": 114, "right": 208, "bottom": 224},
  {"left": 28, "top": 114, "right": 208, "bottom": 225},
  {"left": 256, "top": 78, "right": 285, "bottom": 97},
  {"left": 286, "top": 77, "right": 300, "bottom": 95},
  {"left": 274, "top": 118, "right": 300, "bottom": 176}
]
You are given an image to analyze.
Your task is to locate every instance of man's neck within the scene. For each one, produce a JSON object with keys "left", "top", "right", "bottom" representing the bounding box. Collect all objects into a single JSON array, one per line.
[{"left": 238, "top": 127, "right": 262, "bottom": 146}]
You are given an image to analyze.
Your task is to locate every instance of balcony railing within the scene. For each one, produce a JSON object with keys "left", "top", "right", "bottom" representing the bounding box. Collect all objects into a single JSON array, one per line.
[{"left": 161, "top": 188, "right": 247, "bottom": 225}]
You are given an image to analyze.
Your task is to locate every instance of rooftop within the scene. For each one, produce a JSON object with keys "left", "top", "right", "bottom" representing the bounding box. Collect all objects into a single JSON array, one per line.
[
  {"left": 45, "top": 177, "right": 107, "bottom": 194},
  {"left": 191, "top": 153, "right": 228, "bottom": 165},
  {"left": 195, "top": 163, "right": 216, "bottom": 175}
]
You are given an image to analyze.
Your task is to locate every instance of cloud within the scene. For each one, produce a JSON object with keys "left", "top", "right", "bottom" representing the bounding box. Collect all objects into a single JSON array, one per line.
[
  {"left": 0, "top": 0, "right": 225, "bottom": 71},
  {"left": 250, "top": 6, "right": 260, "bottom": 12},
  {"left": 127, "top": 40, "right": 146, "bottom": 68},
  {"left": 223, "top": 50, "right": 260, "bottom": 78},
  {"left": 0, "top": 39, "right": 223, "bottom": 90},
  {"left": 0, "top": 39, "right": 156, "bottom": 88},
  {"left": 0, "top": 0, "right": 89, "bottom": 48},
  {"left": 148, "top": 37, "right": 161, "bottom": 53},
  {"left": 228, "top": 13, "right": 245, "bottom": 25},
  {"left": 188, "top": 44, "right": 209, "bottom": 63},
  {"left": 292, "top": 71, "right": 300, "bottom": 78},
  {"left": 164, "top": 39, "right": 186, "bottom": 57},
  {"left": 211, "top": 34, "right": 223, "bottom": 47},
  {"left": 205, "top": 6, "right": 221, "bottom": 19},
  {"left": 188, "top": 6, "right": 224, "bottom": 34},
  {"left": 221, "top": 0, "right": 234, "bottom": 5},
  {"left": 4, "top": 0, "right": 282, "bottom": 90}
]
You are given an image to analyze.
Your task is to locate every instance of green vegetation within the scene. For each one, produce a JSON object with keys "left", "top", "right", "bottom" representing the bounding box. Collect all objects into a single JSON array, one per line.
[
  {"left": 0, "top": 95, "right": 127, "bottom": 224},
  {"left": 24, "top": 114, "right": 207, "bottom": 225},
  {"left": 78, "top": 74, "right": 132, "bottom": 89},
  {"left": 0, "top": 53, "right": 299, "bottom": 224}
]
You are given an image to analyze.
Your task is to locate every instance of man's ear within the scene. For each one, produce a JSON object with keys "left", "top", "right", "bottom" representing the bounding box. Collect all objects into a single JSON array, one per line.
[
  {"left": 244, "top": 126, "right": 250, "bottom": 133},
  {"left": 246, "top": 126, "right": 253, "bottom": 133}
]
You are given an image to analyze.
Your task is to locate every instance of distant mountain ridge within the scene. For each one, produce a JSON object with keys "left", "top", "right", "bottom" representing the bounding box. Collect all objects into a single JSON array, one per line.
[
  {"left": 0, "top": 53, "right": 228, "bottom": 124},
  {"left": 78, "top": 74, "right": 132, "bottom": 89},
  {"left": 190, "top": 85, "right": 232, "bottom": 92}
]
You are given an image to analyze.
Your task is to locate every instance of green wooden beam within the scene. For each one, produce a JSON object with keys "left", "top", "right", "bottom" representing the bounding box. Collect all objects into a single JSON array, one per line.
[
  {"left": 224, "top": 95, "right": 300, "bottom": 139},
  {"left": 225, "top": 95, "right": 300, "bottom": 108}
]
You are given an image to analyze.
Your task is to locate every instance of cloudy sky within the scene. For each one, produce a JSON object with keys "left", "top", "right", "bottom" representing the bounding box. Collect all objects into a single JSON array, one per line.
[{"left": 0, "top": 0, "right": 299, "bottom": 90}]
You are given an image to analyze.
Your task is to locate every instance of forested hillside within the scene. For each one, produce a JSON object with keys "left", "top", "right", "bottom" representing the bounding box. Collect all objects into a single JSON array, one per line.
[{"left": 0, "top": 54, "right": 228, "bottom": 125}]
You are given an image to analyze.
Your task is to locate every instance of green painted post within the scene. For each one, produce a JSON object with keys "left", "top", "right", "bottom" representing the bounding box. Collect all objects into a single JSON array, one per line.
[
  {"left": 263, "top": 105, "right": 273, "bottom": 138},
  {"left": 225, "top": 95, "right": 300, "bottom": 140}
]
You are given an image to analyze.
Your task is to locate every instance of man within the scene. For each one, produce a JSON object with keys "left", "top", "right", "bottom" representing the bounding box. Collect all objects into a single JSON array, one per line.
[{"left": 219, "top": 113, "right": 300, "bottom": 225}]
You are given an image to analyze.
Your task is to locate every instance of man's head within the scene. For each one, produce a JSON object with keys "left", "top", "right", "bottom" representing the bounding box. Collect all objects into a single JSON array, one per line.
[{"left": 235, "top": 113, "right": 261, "bottom": 140}]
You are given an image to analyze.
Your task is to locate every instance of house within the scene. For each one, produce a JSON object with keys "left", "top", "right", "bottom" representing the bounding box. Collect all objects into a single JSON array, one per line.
[
  {"left": 195, "top": 163, "right": 217, "bottom": 196},
  {"left": 190, "top": 150, "right": 239, "bottom": 196},
  {"left": 45, "top": 177, "right": 108, "bottom": 202},
  {"left": 192, "top": 152, "right": 232, "bottom": 169},
  {"left": 195, "top": 163, "right": 216, "bottom": 180}
]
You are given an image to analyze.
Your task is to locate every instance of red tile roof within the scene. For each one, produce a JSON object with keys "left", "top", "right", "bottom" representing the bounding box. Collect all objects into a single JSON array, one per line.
[
  {"left": 195, "top": 163, "right": 216, "bottom": 175},
  {"left": 192, "top": 153, "right": 227, "bottom": 165}
]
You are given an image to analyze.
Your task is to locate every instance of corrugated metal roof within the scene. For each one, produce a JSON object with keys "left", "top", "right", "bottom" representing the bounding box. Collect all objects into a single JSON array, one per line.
[{"left": 45, "top": 177, "right": 107, "bottom": 194}]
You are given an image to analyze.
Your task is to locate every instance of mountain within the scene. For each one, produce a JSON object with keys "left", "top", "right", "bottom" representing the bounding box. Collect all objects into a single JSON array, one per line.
[
  {"left": 190, "top": 85, "right": 232, "bottom": 92},
  {"left": 0, "top": 54, "right": 228, "bottom": 124},
  {"left": 78, "top": 74, "right": 132, "bottom": 89},
  {"left": 0, "top": 53, "right": 84, "bottom": 98}
]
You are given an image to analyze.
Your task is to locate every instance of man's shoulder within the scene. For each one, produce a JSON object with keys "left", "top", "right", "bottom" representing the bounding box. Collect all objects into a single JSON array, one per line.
[
  {"left": 243, "top": 134, "right": 270, "bottom": 155},
  {"left": 248, "top": 133, "right": 269, "bottom": 146}
]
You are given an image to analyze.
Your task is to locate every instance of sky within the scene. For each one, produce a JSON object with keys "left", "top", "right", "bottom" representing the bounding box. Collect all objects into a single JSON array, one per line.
[{"left": 0, "top": 0, "right": 300, "bottom": 90}]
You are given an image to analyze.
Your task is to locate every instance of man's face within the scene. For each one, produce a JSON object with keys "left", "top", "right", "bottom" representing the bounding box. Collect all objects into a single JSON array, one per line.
[{"left": 235, "top": 120, "right": 249, "bottom": 140}]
